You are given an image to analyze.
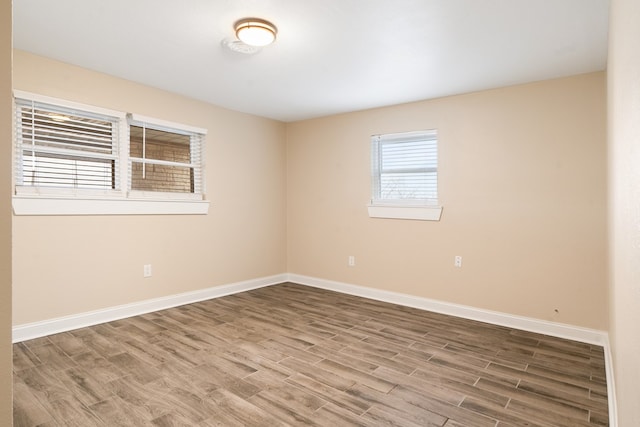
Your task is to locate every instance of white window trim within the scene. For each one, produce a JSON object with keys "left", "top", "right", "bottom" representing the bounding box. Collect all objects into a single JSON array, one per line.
[
  {"left": 12, "top": 196, "right": 210, "bottom": 216},
  {"left": 368, "top": 129, "right": 442, "bottom": 221},
  {"left": 367, "top": 204, "right": 443, "bottom": 221},
  {"left": 12, "top": 91, "right": 209, "bottom": 216},
  {"left": 128, "top": 113, "right": 207, "bottom": 136},
  {"left": 13, "top": 90, "right": 125, "bottom": 120}
]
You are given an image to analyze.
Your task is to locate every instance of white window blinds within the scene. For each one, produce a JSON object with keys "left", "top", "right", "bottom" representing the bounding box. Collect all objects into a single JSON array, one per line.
[
  {"left": 15, "top": 98, "right": 120, "bottom": 191},
  {"left": 127, "top": 114, "right": 206, "bottom": 198},
  {"left": 371, "top": 130, "right": 438, "bottom": 205}
]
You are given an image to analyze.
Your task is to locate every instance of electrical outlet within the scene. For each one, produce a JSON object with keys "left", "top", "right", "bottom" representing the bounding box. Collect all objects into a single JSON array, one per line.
[
  {"left": 143, "top": 264, "right": 152, "bottom": 278},
  {"left": 454, "top": 256, "right": 462, "bottom": 268},
  {"left": 348, "top": 256, "right": 355, "bottom": 267}
]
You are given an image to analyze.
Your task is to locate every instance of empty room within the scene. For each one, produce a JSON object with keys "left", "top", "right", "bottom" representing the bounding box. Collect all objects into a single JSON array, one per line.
[{"left": 2, "top": 0, "right": 640, "bottom": 426}]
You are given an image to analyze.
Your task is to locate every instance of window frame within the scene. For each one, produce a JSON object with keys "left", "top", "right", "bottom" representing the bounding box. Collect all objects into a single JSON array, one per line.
[
  {"left": 12, "top": 91, "right": 209, "bottom": 216},
  {"left": 127, "top": 113, "right": 206, "bottom": 201},
  {"left": 368, "top": 129, "right": 442, "bottom": 221}
]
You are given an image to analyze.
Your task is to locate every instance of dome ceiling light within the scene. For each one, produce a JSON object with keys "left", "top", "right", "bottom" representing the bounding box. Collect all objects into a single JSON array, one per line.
[{"left": 235, "top": 18, "right": 277, "bottom": 47}]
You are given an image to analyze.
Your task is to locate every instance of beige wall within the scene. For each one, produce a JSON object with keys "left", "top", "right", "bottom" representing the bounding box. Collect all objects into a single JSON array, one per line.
[
  {"left": 12, "top": 51, "right": 287, "bottom": 325},
  {"left": 12, "top": 55, "right": 608, "bottom": 331},
  {"left": 608, "top": 0, "right": 640, "bottom": 423},
  {"left": 287, "top": 72, "right": 608, "bottom": 330},
  {"left": 1, "top": 0, "right": 12, "bottom": 424}
]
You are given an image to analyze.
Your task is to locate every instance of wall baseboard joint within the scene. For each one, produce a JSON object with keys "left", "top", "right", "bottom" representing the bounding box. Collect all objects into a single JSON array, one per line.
[
  {"left": 286, "top": 274, "right": 609, "bottom": 345},
  {"left": 12, "top": 274, "right": 287, "bottom": 343},
  {"left": 285, "top": 273, "right": 615, "bottom": 426}
]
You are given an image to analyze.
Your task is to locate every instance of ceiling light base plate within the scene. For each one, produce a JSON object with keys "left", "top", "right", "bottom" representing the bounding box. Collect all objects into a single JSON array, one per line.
[{"left": 222, "top": 39, "right": 261, "bottom": 55}]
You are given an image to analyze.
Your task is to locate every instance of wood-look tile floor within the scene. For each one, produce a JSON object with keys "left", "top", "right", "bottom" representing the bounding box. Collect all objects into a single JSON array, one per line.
[{"left": 13, "top": 283, "right": 609, "bottom": 426}]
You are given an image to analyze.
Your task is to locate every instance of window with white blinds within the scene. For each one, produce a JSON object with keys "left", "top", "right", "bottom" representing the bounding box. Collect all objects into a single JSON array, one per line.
[
  {"left": 13, "top": 92, "right": 209, "bottom": 215},
  {"left": 15, "top": 97, "right": 121, "bottom": 193},
  {"left": 128, "top": 114, "right": 205, "bottom": 199},
  {"left": 371, "top": 130, "right": 438, "bottom": 205}
]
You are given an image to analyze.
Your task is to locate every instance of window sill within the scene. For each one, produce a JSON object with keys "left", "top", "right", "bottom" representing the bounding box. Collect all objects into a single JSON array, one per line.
[
  {"left": 12, "top": 196, "right": 210, "bottom": 216},
  {"left": 367, "top": 204, "right": 443, "bottom": 221}
]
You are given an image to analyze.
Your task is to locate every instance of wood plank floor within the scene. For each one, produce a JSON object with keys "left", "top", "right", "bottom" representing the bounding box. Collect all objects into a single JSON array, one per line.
[{"left": 13, "top": 283, "right": 609, "bottom": 426}]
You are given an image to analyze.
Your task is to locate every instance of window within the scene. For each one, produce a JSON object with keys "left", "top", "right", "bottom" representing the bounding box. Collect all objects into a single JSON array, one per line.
[
  {"left": 369, "top": 130, "right": 442, "bottom": 221},
  {"left": 13, "top": 91, "right": 209, "bottom": 215},
  {"left": 127, "top": 114, "right": 205, "bottom": 200},
  {"left": 14, "top": 96, "right": 122, "bottom": 195}
]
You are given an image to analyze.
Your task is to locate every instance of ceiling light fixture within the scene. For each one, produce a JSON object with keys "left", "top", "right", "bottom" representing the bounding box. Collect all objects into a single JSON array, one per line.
[{"left": 235, "top": 18, "right": 277, "bottom": 47}]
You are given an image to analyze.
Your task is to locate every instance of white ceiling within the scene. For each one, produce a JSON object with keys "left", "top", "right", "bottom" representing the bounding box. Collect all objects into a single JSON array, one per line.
[{"left": 12, "top": 0, "right": 609, "bottom": 122}]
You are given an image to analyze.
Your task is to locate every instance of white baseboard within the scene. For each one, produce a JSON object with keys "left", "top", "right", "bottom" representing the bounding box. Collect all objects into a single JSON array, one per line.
[
  {"left": 12, "top": 272, "right": 616, "bottom": 426},
  {"left": 287, "top": 274, "right": 617, "bottom": 427},
  {"left": 287, "top": 274, "right": 609, "bottom": 346},
  {"left": 16, "top": 273, "right": 609, "bottom": 346},
  {"left": 12, "top": 274, "right": 287, "bottom": 343}
]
